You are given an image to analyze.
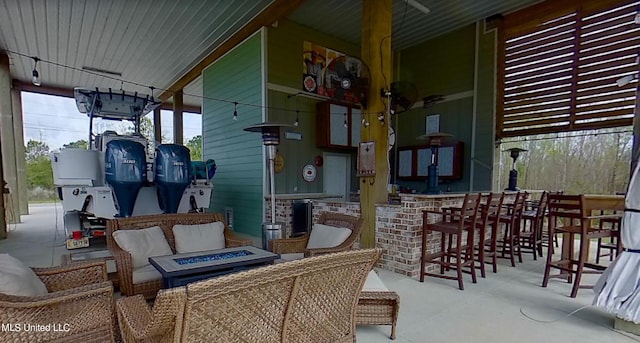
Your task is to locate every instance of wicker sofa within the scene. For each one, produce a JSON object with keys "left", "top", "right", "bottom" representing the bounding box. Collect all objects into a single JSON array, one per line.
[
  {"left": 117, "top": 248, "right": 380, "bottom": 342},
  {"left": 0, "top": 261, "right": 117, "bottom": 343},
  {"left": 106, "top": 213, "right": 253, "bottom": 299}
]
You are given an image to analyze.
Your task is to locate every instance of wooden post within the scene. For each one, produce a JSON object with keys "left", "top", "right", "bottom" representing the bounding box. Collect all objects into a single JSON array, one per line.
[
  {"left": 11, "top": 82, "right": 27, "bottom": 215},
  {"left": 0, "top": 53, "right": 10, "bottom": 238},
  {"left": 153, "top": 107, "right": 162, "bottom": 146},
  {"left": 173, "top": 91, "right": 184, "bottom": 145},
  {"left": 360, "top": 0, "right": 392, "bottom": 248}
]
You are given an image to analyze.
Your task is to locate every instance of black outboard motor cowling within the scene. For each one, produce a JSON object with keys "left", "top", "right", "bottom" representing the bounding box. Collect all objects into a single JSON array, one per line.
[
  {"left": 105, "top": 140, "right": 147, "bottom": 217},
  {"left": 155, "top": 144, "right": 191, "bottom": 213}
]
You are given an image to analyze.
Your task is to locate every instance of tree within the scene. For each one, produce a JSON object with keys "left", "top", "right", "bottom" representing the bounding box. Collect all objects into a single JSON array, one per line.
[
  {"left": 26, "top": 140, "right": 50, "bottom": 162},
  {"left": 25, "top": 139, "right": 53, "bottom": 191},
  {"left": 186, "top": 135, "right": 202, "bottom": 161},
  {"left": 63, "top": 139, "right": 88, "bottom": 149}
]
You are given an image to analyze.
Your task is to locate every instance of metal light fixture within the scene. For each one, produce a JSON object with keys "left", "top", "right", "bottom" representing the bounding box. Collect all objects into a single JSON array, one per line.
[
  {"left": 31, "top": 57, "right": 41, "bottom": 86},
  {"left": 243, "top": 122, "right": 293, "bottom": 249},
  {"left": 504, "top": 147, "right": 527, "bottom": 191},
  {"left": 417, "top": 132, "right": 453, "bottom": 194}
]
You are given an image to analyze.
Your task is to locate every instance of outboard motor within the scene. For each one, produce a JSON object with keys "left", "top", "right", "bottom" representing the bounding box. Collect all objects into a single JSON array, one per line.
[
  {"left": 155, "top": 144, "right": 191, "bottom": 213},
  {"left": 105, "top": 140, "right": 147, "bottom": 217}
]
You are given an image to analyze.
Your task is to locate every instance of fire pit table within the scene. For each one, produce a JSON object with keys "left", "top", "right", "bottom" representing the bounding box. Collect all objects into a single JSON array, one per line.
[{"left": 149, "top": 246, "right": 279, "bottom": 288}]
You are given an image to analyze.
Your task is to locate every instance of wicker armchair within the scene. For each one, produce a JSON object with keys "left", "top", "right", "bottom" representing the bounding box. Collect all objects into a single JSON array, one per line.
[
  {"left": 0, "top": 261, "right": 117, "bottom": 343},
  {"left": 269, "top": 212, "right": 364, "bottom": 257},
  {"left": 106, "top": 213, "right": 253, "bottom": 299},
  {"left": 117, "top": 249, "right": 381, "bottom": 343}
]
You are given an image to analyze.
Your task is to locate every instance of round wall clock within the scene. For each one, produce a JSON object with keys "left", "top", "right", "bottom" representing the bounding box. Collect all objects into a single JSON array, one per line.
[{"left": 302, "top": 164, "right": 317, "bottom": 182}]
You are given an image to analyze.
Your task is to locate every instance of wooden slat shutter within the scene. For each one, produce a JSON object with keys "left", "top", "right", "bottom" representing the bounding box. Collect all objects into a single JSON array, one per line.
[{"left": 498, "top": 0, "right": 640, "bottom": 138}]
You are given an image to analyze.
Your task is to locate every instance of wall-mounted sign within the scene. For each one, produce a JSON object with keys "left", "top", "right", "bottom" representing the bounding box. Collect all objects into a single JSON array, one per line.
[{"left": 302, "top": 164, "right": 317, "bottom": 182}]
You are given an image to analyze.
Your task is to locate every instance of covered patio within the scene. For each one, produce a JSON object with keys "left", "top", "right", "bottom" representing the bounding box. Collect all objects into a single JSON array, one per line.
[
  {"left": 0, "top": 203, "right": 636, "bottom": 342},
  {"left": 1, "top": 0, "right": 640, "bottom": 341}
]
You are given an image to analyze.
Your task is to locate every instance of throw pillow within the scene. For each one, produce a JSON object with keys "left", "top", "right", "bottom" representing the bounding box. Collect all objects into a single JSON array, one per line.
[
  {"left": 0, "top": 254, "right": 48, "bottom": 296},
  {"left": 112, "top": 226, "right": 173, "bottom": 268},
  {"left": 306, "top": 223, "right": 352, "bottom": 249},
  {"left": 173, "top": 222, "right": 226, "bottom": 253}
]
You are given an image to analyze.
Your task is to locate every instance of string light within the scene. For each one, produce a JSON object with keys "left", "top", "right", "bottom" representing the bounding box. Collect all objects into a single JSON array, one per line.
[
  {"left": 294, "top": 110, "right": 299, "bottom": 127},
  {"left": 378, "top": 112, "right": 385, "bottom": 125},
  {"left": 6, "top": 48, "right": 386, "bottom": 117},
  {"left": 362, "top": 117, "right": 370, "bottom": 127},
  {"left": 344, "top": 113, "right": 348, "bottom": 128},
  {"left": 31, "top": 57, "right": 40, "bottom": 86},
  {"left": 233, "top": 102, "right": 238, "bottom": 121}
]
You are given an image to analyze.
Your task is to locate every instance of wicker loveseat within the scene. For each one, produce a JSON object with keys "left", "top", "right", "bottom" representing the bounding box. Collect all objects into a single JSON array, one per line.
[
  {"left": 116, "top": 249, "right": 381, "bottom": 343},
  {"left": 0, "top": 261, "right": 117, "bottom": 343},
  {"left": 106, "top": 213, "right": 252, "bottom": 299}
]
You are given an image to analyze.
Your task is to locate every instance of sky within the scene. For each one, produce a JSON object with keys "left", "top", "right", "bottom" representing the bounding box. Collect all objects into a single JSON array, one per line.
[{"left": 21, "top": 92, "right": 202, "bottom": 150}]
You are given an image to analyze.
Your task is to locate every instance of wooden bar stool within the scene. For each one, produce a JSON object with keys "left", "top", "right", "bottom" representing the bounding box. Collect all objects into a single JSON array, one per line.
[
  {"left": 497, "top": 192, "right": 527, "bottom": 267},
  {"left": 520, "top": 191, "right": 548, "bottom": 260},
  {"left": 475, "top": 192, "right": 505, "bottom": 277},
  {"left": 420, "top": 193, "right": 482, "bottom": 290},
  {"left": 595, "top": 212, "right": 622, "bottom": 264},
  {"left": 542, "top": 194, "right": 618, "bottom": 298}
]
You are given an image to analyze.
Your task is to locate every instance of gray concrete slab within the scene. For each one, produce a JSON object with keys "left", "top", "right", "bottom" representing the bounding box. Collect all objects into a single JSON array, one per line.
[{"left": 0, "top": 203, "right": 637, "bottom": 342}]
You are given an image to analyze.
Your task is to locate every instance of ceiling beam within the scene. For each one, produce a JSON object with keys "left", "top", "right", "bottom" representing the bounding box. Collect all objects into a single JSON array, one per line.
[
  {"left": 16, "top": 81, "right": 201, "bottom": 113},
  {"left": 158, "top": 0, "right": 305, "bottom": 102}
]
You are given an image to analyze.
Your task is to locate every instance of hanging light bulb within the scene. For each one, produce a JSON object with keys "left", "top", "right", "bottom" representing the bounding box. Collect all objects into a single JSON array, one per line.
[
  {"left": 343, "top": 112, "right": 348, "bottom": 128},
  {"left": 378, "top": 112, "right": 385, "bottom": 125},
  {"left": 362, "top": 117, "right": 370, "bottom": 127},
  {"left": 294, "top": 110, "right": 299, "bottom": 127},
  {"left": 233, "top": 102, "right": 238, "bottom": 120},
  {"left": 31, "top": 57, "right": 41, "bottom": 86}
]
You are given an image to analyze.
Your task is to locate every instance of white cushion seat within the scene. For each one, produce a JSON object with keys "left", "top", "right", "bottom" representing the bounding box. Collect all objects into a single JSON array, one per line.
[
  {"left": 172, "top": 222, "right": 226, "bottom": 254},
  {"left": 112, "top": 226, "right": 173, "bottom": 284},
  {"left": 132, "top": 264, "right": 163, "bottom": 284},
  {"left": 306, "top": 223, "right": 352, "bottom": 249},
  {"left": 363, "top": 270, "right": 389, "bottom": 291},
  {"left": 0, "top": 254, "right": 48, "bottom": 297}
]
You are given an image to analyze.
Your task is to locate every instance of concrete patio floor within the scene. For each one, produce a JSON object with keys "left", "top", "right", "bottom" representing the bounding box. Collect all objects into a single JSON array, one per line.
[{"left": 1, "top": 203, "right": 638, "bottom": 343}]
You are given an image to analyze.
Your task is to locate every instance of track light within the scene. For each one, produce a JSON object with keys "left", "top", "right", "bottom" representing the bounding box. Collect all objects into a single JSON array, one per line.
[{"left": 31, "top": 57, "right": 41, "bottom": 86}]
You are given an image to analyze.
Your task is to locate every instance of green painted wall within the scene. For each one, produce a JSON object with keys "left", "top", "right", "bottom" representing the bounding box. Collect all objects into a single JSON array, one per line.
[
  {"left": 203, "top": 33, "right": 264, "bottom": 237},
  {"left": 267, "top": 19, "right": 359, "bottom": 89},
  {"left": 393, "top": 24, "right": 494, "bottom": 193},
  {"left": 266, "top": 19, "right": 359, "bottom": 194}
]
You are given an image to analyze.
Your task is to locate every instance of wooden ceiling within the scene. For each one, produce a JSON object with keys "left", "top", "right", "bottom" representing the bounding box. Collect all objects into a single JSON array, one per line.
[{"left": 0, "top": 0, "right": 542, "bottom": 110}]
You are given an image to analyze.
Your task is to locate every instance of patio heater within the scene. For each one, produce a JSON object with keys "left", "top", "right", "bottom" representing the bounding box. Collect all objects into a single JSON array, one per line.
[
  {"left": 417, "top": 132, "right": 453, "bottom": 194},
  {"left": 505, "top": 147, "right": 527, "bottom": 191},
  {"left": 243, "top": 122, "right": 292, "bottom": 250}
]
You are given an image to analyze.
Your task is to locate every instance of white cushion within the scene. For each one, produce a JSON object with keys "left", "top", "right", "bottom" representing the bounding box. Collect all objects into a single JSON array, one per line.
[
  {"left": 112, "top": 226, "right": 173, "bottom": 268},
  {"left": 0, "top": 254, "right": 48, "bottom": 296},
  {"left": 172, "top": 222, "right": 226, "bottom": 254},
  {"left": 278, "top": 253, "right": 305, "bottom": 262},
  {"left": 363, "top": 270, "right": 389, "bottom": 291},
  {"left": 306, "top": 223, "right": 352, "bottom": 249},
  {"left": 132, "top": 264, "right": 163, "bottom": 284}
]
